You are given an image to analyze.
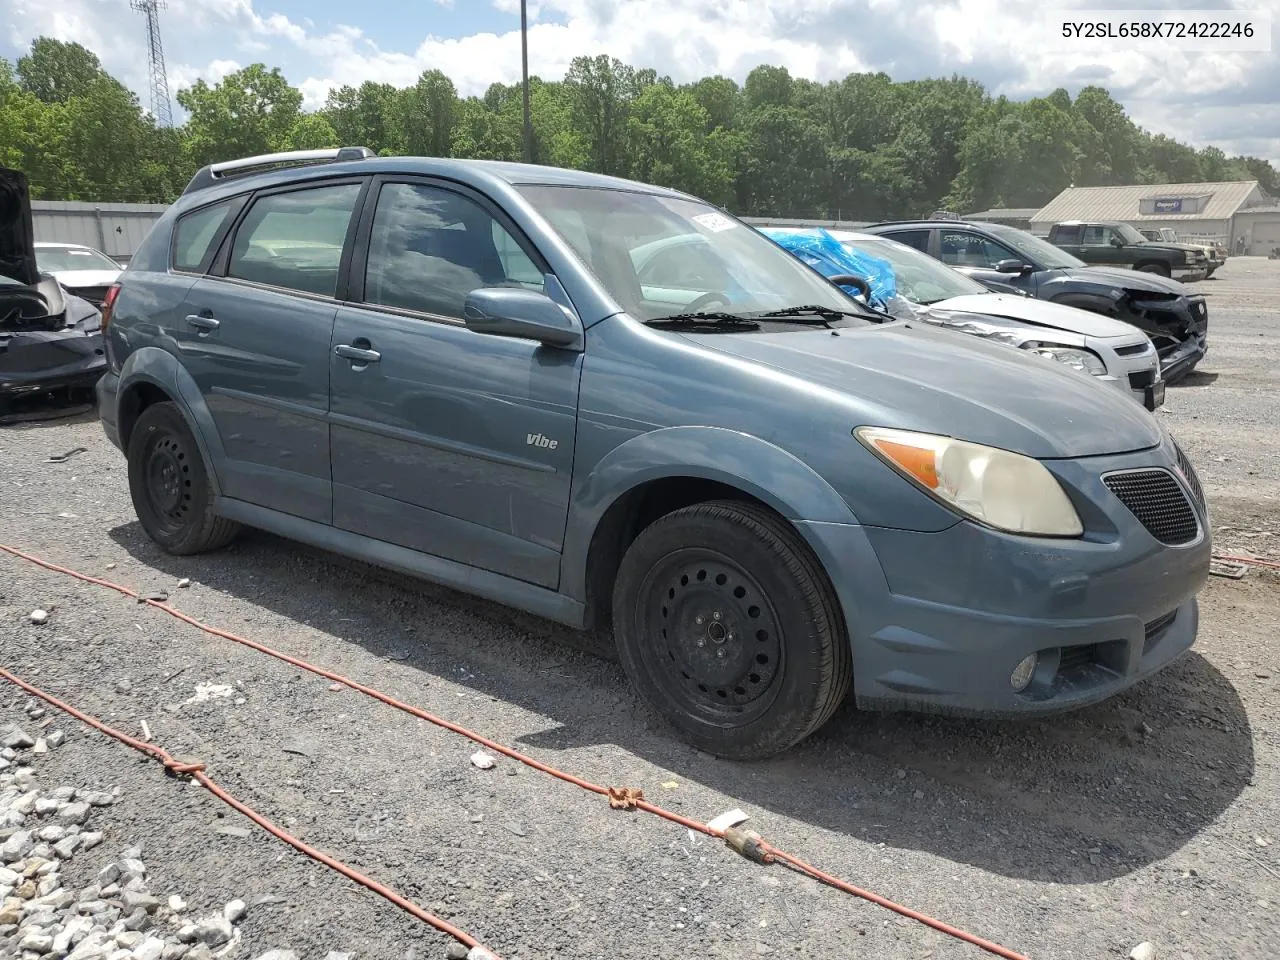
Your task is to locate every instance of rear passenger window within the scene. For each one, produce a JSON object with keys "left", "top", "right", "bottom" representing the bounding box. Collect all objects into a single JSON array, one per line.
[
  {"left": 883, "top": 229, "right": 930, "bottom": 253},
  {"left": 227, "top": 184, "right": 362, "bottom": 297},
  {"left": 172, "top": 200, "right": 236, "bottom": 274},
  {"left": 363, "top": 183, "right": 544, "bottom": 319}
]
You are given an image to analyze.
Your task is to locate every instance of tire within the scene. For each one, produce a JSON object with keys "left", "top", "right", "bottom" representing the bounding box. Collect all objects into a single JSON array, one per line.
[
  {"left": 1137, "top": 263, "right": 1171, "bottom": 277},
  {"left": 611, "top": 500, "right": 852, "bottom": 760},
  {"left": 127, "top": 401, "right": 240, "bottom": 555}
]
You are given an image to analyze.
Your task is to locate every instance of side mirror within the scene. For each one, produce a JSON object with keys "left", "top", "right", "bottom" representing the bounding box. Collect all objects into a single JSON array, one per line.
[
  {"left": 463, "top": 287, "right": 582, "bottom": 350},
  {"left": 995, "top": 259, "right": 1029, "bottom": 274}
]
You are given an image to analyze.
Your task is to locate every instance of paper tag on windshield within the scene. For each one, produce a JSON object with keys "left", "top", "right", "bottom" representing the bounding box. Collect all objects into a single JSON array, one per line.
[{"left": 692, "top": 212, "right": 737, "bottom": 233}]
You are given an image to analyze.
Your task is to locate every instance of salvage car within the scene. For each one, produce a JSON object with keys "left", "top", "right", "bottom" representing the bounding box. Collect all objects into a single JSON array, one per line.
[
  {"left": 760, "top": 226, "right": 1164, "bottom": 410},
  {"left": 1, "top": 167, "right": 107, "bottom": 407},
  {"left": 99, "top": 148, "right": 1210, "bottom": 759},
  {"left": 863, "top": 218, "right": 1208, "bottom": 381},
  {"left": 34, "top": 241, "right": 123, "bottom": 306}
]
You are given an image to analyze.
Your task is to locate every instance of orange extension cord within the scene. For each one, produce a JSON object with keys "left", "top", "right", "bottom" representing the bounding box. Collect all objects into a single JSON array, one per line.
[
  {"left": 0, "top": 542, "right": 1034, "bottom": 960},
  {"left": 0, "top": 664, "right": 503, "bottom": 959}
]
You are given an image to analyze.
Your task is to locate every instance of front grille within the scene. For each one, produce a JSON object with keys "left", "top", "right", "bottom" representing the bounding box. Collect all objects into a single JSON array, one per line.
[
  {"left": 1127, "top": 369, "right": 1156, "bottom": 389},
  {"left": 1115, "top": 342, "right": 1150, "bottom": 357},
  {"left": 1103, "top": 469, "right": 1199, "bottom": 545},
  {"left": 1172, "top": 443, "right": 1205, "bottom": 508}
]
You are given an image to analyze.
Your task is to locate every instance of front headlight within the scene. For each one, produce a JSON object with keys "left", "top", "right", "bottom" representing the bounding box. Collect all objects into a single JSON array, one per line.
[
  {"left": 1022, "top": 343, "right": 1106, "bottom": 377},
  {"left": 855, "top": 427, "right": 1084, "bottom": 537}
]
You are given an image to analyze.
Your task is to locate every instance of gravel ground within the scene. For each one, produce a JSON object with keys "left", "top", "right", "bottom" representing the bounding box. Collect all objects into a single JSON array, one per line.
[{"left": 2, "top": 259, "right": 1279, "bottom": 960}]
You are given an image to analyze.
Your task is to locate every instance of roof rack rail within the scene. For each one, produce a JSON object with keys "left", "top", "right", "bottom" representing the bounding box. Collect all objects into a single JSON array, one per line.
[{"left": 181, "top": 146, "right": 376, "bottom": 196}]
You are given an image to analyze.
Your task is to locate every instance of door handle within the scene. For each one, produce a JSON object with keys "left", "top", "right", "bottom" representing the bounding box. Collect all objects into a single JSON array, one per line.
[
  {"left": 335, "top": 343, "right": 381, "bottom": 364},
  {"left": 185, "top": 314, "right": 220, "bottom": 333}
]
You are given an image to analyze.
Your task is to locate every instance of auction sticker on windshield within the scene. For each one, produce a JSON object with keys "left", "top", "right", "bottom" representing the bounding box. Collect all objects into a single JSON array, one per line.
[{"left": 693, "top": 212, "right": 738, "bottom": 233}]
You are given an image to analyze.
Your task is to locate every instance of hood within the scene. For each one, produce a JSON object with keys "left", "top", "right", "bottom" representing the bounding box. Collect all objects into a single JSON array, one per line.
[
  {"left": 1057, "top": 265, "right": 1191, "bottom": 296},
  {"left": 1136, "top": 241, "right": 1204, "bottom": 256},
  {"left": 930, "top": 293, "right": 1138, "bottom": 339},
  {"left": 684, "top": 321, "right": 1161, "bottom": 460},
  {"left": 0, "top": 168, "right": 40, "bottom": 287},
  {"left": 50, "top": 268, "right": 122, "bottom": 287}
]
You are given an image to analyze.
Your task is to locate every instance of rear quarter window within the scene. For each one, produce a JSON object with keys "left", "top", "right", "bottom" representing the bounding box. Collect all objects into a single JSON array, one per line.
[
  {"left": 171, "top": 199, "right": 242, "bottom": 274},
  {"left": 882, "top": 229, "right": 930, "bottom": 253}
]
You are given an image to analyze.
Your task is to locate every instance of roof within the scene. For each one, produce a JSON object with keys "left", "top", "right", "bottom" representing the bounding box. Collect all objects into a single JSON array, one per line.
[
  {"left": 179, "top": 153, "right": 688, "bottom": 208},
  {"left": 1031, "top": 181, "right": 1262, "bottom": 223},
  {"left": 965, "top": 208, "right": 1040, "bottom": 219}
]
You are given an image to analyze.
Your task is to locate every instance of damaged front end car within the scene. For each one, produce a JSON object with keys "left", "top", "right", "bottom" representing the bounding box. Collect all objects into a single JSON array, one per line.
[{"left": 1, "top": 167, "right": 108, "bottom": 407}]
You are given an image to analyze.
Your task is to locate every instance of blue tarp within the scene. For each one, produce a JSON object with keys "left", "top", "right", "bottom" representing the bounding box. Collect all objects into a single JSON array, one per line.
[{"left": 759, "top": 227, "right": 897, "bottom": 310}]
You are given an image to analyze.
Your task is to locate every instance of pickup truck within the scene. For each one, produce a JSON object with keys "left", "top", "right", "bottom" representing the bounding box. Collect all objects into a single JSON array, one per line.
[
  {"left": 1139, "top": 228, "right": 1222, "bottom": 277},
  {"left": 1046, "top": 221, "right": 1208, "bottom": 281}
]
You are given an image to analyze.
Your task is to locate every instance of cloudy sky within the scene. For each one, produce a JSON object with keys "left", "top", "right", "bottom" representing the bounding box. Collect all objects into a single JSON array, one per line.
[{"left": 3, "top": 0, "right": 1277, "bottom": 166}]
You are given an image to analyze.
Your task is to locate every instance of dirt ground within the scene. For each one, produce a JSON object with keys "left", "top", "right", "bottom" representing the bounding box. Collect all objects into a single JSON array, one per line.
[{"left": 2, "top": 259, "right": 1278, "bottom": 960}]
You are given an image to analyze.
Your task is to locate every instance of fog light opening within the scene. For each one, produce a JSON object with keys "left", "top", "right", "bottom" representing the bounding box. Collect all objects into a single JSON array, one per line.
[{"left": 1010, "top": 653, "right": 1038, "bottom": 693}]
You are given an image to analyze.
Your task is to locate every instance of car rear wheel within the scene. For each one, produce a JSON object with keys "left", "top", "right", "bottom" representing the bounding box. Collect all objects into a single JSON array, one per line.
[
  {"left": 612, "top": 500, "right": 851, "bottom": 760},
  {"left": 127, "top": 401, "right": 240, "bottom": 555}
]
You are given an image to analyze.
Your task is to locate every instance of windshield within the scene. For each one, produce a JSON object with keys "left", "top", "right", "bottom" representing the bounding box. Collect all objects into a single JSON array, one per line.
[
  {"left": 1112, "top": 222, "right": 1149, "bottom": 245},
  {"left": 36, "top": 246, "right": 119, "bottom": 272},
  {"left": 835, "top": 233, "right": 989, "bottom": 305},
  {"left": 985, "top": 224, "right": 1084, "bottom": 270},
  {"left": 516, "top": 185, "right": 870, "bottom": 327}
]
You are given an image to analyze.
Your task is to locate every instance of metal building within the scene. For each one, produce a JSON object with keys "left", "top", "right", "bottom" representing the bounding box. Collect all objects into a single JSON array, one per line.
[
  {"left": 31, "top": 201, "right": 170, "bottom": 264},
  {"left": 1029, "top": 181, "right": 1280, "bottom": 255}
]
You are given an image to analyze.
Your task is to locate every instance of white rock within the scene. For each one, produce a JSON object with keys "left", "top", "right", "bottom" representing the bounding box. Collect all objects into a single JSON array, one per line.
[
  {"left": 1, "top": 830, "right": 33, "bottom": 862},
  {"left": 80, "top": 832, "right": 104, "bottom": 851},
  {"left": 252, "top": 952, "right": 299, "bottom": 960},
  {"left": 2, "top": 729, "right": 35, "bottom": 750},
  {"left": 222, "top": 898, "right": 246, "bottom": 923},
  {"left": 54, "top": 836, "right": 82, "bottom": 859},
  {"left": 132, "top": 937, "right": 166, "bottom": 960},
  {"left": 1129, "top": 944, "right": 1156, "bottom": 960},
  {"left": 59, "top": 802, "right": 91, "bottom": 825},
  {"left": 168, "top": 895, "right": 187, "bottom": 912},
  {"left": 178, "top": 579, "right": 191, "bottom": 589},
  {"left": 469, "top": 751, "right": 496, "bottom": 770},
  {"left": 193, "top": 913, "right": 232, "bottom": 946},
  {"left": 30, "top": 610, "right": 49, "bottom": 625},
  {"left": 47, "top": 731, "right": 66, "bottom": 749},
  {"left": 466, "top": 948, "right": 498, "bottom": 960},
  {"left": 20, "top": 931, "right": 55, "bottom": 952}
]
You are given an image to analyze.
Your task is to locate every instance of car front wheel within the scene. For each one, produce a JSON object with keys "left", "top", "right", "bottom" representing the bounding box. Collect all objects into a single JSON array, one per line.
[
  {"left": 612, "top": 500, "right": 851, "bottom": 760},
  {"left": 127, "top": 401, "right": 240, "bottom": 555}
]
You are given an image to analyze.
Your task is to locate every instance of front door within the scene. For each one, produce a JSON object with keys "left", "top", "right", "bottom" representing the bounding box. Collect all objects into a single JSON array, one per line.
[
  {"left": 938, "top": 228, "right": 1036, "bottom": 293},
  {"left": 329, "top": 178, "right": 582, "bottom": 589},
  {"left": 178, "top": 179, "right": 366, "bottom": 523}
]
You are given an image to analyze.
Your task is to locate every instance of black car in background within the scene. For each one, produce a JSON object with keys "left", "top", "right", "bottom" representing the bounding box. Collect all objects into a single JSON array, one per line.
[
  {"left": 862, "top": 219, "right": 1209, "bottom": 381},
  {"left": 1, "top": 166, "right": 107, "bottom": 408}
]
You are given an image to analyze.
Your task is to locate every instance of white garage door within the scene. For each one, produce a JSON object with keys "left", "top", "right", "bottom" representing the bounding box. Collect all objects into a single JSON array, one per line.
[{"left": 1247, "top": 218, "right": 1280, "bottom": 255}]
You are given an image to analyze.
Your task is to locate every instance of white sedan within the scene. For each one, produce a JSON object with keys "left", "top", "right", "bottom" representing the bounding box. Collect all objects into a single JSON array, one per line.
[{"left": 34, "top": 242, "right": 122, "bottom": 306}]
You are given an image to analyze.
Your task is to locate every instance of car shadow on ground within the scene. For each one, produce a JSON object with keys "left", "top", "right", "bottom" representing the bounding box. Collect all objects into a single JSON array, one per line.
[
  {"left": 1169, "top": 370, "right": 1219, "bottom": 388},
  {"left": 107, "top": 523, "right": 1255, "bottom": 887}
]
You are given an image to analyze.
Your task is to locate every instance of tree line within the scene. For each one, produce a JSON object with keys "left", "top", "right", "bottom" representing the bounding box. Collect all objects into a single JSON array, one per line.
[{"left": 2, "top": 37, "right": 1276, "bottom": 219}]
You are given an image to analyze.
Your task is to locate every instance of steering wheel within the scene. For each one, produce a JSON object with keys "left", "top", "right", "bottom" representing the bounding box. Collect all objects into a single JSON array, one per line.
[
  {"left": 684, "top": 292, "right": 731, "bottom": 313},
  {"left": 827, "top": 274, "right": 872, "bottom": 299}
]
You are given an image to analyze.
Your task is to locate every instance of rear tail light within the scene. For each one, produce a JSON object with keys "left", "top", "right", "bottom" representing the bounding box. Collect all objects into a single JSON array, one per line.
[{"left": 100, "top": 282, "right": 121, "bottom": 332}]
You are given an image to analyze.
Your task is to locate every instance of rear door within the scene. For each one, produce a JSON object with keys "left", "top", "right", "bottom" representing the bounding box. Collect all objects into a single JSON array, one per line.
[
  {"left": 328, "top": 176, "right": 583, "bottom": 589},
  {"left": 178, "top": 178, "right": 368, "bottom": 523}
]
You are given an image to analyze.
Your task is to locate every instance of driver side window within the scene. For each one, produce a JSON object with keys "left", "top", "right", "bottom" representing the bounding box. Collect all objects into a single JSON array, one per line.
[
  {"left": 939, "top": 230, "right": 1016, "bottom": 268},
  {"left": 1081, "top": 225, "right": 1109, "bottom": 246}
]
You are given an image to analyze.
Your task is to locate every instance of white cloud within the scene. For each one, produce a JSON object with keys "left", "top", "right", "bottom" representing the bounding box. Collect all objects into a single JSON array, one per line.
[{"left": 1, "top": 0, "right": 1276, "bottom": 165}]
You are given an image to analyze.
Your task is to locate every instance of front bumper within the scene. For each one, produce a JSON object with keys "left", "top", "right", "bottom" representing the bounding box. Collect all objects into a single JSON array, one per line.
[{"left": 797, "top": 439, "right": 1210, "bottom": 716}]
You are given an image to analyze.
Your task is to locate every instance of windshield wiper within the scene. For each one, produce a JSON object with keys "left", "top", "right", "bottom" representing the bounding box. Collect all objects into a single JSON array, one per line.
[
  {"left": 644, "top": 311, "right": 761, "bottom": 330},
  {"left": 758, "top": 303, "right": 891, "bottom": 324}
]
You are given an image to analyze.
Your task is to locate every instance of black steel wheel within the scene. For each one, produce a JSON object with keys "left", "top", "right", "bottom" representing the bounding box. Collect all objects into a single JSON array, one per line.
[
  {"left": 612, "top": 500, "right": 851, "bottom": 760},
  {"left": 127, "top": 401, "right": 239, "bottom": 555}
]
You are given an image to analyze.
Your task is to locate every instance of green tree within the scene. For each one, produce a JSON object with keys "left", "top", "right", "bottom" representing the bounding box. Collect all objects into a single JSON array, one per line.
[
  {"left": 628, "top": 81, "right": 734, "bottom": 205},
  {"left": 564, "top": 55, "right": 638, "bottom": 176},
  {"left": 16, "top": 38, "right": 116, "bottom": 105},
  {"left": 280, "top": 112, "right": 339, "bottom": 150},
  {"left": 396, "top": 70, "right": 458, "bottom": 157},
  {"left": 323, "top": 81, "right": 402, "bottom": 154},
  {"left": 177, "top": 64, "right": 303, "bottom": 168}
]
